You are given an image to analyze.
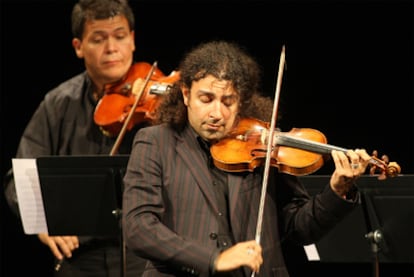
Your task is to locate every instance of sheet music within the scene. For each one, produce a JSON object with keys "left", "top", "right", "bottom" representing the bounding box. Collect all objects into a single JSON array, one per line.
[
  {"left": 304, "top": 244, "right": 320, "bottom": 261},
  {"left": 12, "top": 158, "right": 48, "bottom": 234}
]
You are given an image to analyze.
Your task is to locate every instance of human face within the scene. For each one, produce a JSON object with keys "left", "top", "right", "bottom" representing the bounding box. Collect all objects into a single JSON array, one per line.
[
  {"left": 182, "top": 75, "right": 240, "bottom": 142},
  {"left": 72, "top": 15, "right": 135, "bottom": 92}
]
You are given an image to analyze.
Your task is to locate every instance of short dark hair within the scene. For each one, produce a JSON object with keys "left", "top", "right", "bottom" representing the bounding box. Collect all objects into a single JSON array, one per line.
[{"left": 71, "top": 0, "right": 135, "bottom": 39}]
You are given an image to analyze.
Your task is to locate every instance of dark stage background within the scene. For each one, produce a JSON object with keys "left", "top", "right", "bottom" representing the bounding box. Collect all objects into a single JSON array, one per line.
[{"left": 1, "top": 0, "right": 413, "bottom": 276}]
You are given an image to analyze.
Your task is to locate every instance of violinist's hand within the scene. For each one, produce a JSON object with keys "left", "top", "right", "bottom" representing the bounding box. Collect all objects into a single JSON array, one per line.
[
  {"left": 214, "top": 240, "right": 263, "bottom": 274},
  {"left": 330, "top": 149, "right": 371, "bottom": 198},
  {"left": 38, "top": 233, "right": 79, "bottom": 260}
]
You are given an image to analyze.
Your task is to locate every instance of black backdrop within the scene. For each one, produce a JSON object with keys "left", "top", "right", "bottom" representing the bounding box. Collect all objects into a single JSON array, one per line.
[{"left": 1, "top": 0, "right": 413, "bottom": 276}]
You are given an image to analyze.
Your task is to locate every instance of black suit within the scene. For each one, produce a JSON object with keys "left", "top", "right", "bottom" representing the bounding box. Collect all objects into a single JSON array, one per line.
[{"left": 123, "top": 123, "right": 359, "bottom": 277}]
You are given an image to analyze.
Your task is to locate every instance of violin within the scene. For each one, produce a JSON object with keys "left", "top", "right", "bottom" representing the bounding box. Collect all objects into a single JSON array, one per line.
[
  {"left": 210, "top": 117, "right": 401, "bottom": 179},
  {"left": 94, "top": 62, "right": 180, "bottom": 137}
]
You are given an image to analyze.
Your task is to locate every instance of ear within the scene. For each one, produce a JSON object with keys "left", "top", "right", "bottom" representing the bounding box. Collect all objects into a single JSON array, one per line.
[
  {"left": 72, "top": 38, "right": 83, "bottom": 58},
  {"left": 181, "top": 86, "right": 190, "bottom": 106}
]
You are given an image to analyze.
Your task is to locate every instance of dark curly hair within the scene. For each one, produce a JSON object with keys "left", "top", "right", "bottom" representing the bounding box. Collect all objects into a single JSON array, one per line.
[{"left": 155, "top": 40, "right": 274, "bottom": 131}]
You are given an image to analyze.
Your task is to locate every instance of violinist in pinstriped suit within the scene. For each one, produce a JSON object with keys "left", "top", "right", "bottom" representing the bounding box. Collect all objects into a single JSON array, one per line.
[{"left": 122, "top": 40, "right": 371, "bottom": 277}]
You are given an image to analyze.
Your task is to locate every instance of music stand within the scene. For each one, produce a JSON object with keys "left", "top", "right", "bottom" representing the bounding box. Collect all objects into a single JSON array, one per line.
[
  {"left": 298, "top": 175, "right": 414, "bottom": 276},
  {"left": 36, "top": 155, "right": 130, "bottom": 276}
]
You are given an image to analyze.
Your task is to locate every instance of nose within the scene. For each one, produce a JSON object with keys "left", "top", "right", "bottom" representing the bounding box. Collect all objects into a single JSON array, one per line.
[
  {"left": 105, "top": 37, "right": 118, "bottom": 53},
  {"left": 209, "top": 100, "right": 224, "bottom": 119}
]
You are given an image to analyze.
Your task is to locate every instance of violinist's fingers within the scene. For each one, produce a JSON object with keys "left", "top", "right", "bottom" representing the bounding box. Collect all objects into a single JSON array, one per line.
[
  {"left": 60, "top": 236, "right": 79, "bottom": 251},
  {"left": 348, "top": 149, "right": 371, "bottom": 172},
  {"left": 214, "top": 240, "right": 262, "bottom": 273},
  {"left": 330, "top": 150, "right": 360, "bottom": 196},
  {"left": 38, "top": 233, "right": 65, "bottom": 260},
  {"left": 331, "top": 150, "right": 352, "bottom": 170},
  {"left": 53, "top": 236, "right": 79, "bottom": 258},
  {"left": 330, "top": 149, "right": 374, "bottom": 198},
  {"left": 355, "top": 148, "right": 371, "bottom": 160},
  {"left": 342, "top": 150, "right": 358, "bottom": 171},
  {"left": 332, "top": 149, "right": 370, "bottom": 172}
]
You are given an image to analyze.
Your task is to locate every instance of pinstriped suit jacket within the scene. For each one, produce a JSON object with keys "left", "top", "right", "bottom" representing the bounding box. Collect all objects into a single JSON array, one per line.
[{"left": 123, "top": 123, "right": 358, "bottom": 277}]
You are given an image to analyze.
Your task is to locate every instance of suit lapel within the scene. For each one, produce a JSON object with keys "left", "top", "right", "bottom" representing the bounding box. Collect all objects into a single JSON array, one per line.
[
  {"left": 228, "top": 174, "right": 244, "bottom": 213},
  {"left": 228, "top": 174, "right": 243, "bottom": 238},
  {"left": 175, "top": 125, "right": 219, "bottom": 212}
]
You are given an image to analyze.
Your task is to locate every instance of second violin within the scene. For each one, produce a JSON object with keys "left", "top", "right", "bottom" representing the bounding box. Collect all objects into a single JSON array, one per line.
[{"left": 94, "top": 62, "right": 180, "bottom": 137}]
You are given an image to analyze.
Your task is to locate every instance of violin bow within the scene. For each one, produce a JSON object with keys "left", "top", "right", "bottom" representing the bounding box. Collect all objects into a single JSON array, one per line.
[
  {"left": 251, "top": 46, "right": 286, "bottom": 276},
  {"left": 109, "top": 61, "right": 158, "bottom": 156}
]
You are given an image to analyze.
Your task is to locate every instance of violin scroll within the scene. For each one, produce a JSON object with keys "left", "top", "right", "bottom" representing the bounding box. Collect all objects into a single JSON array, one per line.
[{"left": 369, "top": 150, "right": 401, "bottom": 180}]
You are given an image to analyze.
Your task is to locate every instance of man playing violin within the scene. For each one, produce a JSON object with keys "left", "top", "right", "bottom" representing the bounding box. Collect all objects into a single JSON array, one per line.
[
  {"left": 4, "top": 0, "right": 147, "bottom": 276},
  {"left": 122, "top": 40, "right": 372, "bottom": 277}
]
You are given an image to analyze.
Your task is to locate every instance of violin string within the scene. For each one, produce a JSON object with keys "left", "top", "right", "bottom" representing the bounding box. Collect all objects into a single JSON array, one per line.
[{"left": 275, "top": 133, "right": 347, "bottom": 154}]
